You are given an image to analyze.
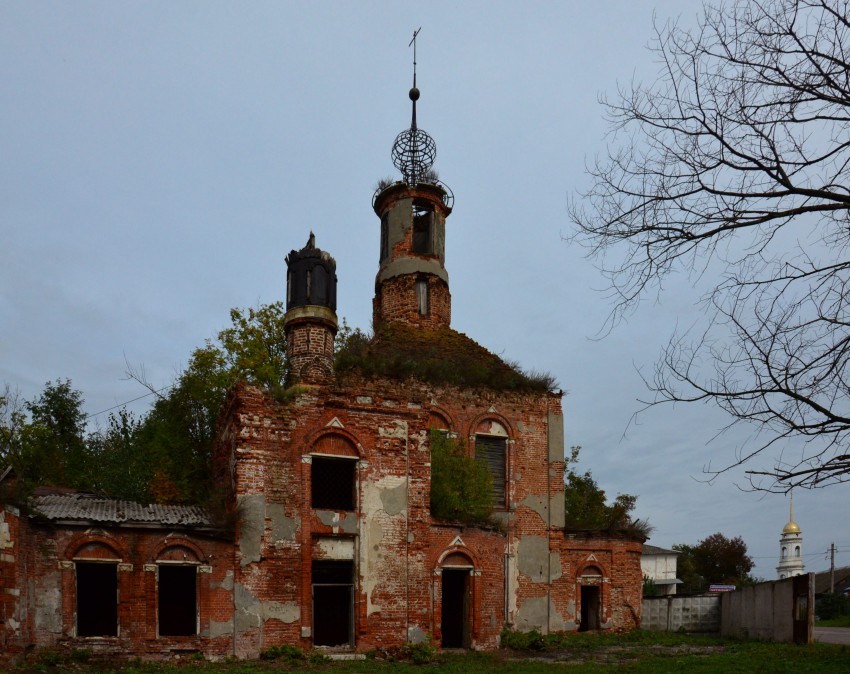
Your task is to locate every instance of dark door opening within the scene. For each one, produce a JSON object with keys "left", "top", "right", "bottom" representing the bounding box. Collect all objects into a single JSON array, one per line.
[
  {"left": 158, "top": 565, "right": 197, "bottom": 636},
  {"left": 76, "top": 562, "right": 118, "bottom": 637},
  {"left": 579, "top": 585, "right": 600, "bottom": 632},
  {"left": 312, "top": 560, "right": 353, "bottom": 647},
  {"left": 441, "top": 569, "right": 470, "bottom": 648}
]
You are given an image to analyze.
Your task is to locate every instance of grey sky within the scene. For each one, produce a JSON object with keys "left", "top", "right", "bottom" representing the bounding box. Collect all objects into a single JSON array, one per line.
[{"left": 2, "top": 1, "right": 846, "bottom": 579}]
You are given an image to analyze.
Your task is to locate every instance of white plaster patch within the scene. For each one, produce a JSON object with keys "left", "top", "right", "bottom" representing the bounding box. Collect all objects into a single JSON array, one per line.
[
  {"left": 0, "top": 517, "right": 12, "bottom": 550},
  {"left": 315, "top": 537, "right": 355, "bottom": 560},
  {"left": 261, "top": 601, "right": 300, "bottom": 624},
  {"left": 379, "top": 420, "right": 408, "bottom": 438},
  {"left": 360, "top": 473, "right": 408, "bottom": 616}
]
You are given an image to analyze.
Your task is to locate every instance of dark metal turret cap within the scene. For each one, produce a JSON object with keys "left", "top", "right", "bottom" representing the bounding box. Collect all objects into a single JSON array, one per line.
[{"left": 285, "top": 231, "right": 337, "bottom": 311}]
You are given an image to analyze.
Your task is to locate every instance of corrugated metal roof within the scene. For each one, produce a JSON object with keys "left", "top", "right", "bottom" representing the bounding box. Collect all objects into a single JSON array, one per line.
[
  {"left": 31, "top": 493, "right": 214, "bottom": 527},
  {"left": 643, "top": 544, "right": 679, "bottom": 555}
]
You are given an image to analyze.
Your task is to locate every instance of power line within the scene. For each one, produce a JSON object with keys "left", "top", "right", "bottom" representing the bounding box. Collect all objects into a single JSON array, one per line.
[{"left": 87, "top": 385, "right": 173, "bottom": 419}]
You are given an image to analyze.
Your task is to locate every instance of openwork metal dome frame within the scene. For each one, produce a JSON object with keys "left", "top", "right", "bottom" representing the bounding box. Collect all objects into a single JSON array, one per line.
[{"left": 391, "top": 126, "right": 437, "bottom": 186}]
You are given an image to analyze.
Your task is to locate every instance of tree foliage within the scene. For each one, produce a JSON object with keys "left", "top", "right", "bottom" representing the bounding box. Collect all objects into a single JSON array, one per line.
[
  {"left": 2, "top": 302, "right": 289, "bottom": 504},
  {"left": 563, "top": 446, "right": 649, "bottom": 536},
  {"left": 674, "top": 532, "right": 755, "bottom": 593},
  {"left": 429, "top": 431, "right": 494, "bottom": 525},
  {"left": 16, "top": 380, "right": 90, "bottom": 490},
  {"left": 570, "top": 0, "right": 850, "bottom": 489}
]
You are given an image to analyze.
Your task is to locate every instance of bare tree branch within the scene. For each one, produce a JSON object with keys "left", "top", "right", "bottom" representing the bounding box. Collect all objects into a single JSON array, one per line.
[{"left": 570, "top": 0, "right": 850, "bottom": 489}]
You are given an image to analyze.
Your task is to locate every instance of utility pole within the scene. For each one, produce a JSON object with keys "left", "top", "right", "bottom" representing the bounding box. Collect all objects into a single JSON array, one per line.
[{"left": 830, "top": 543, "right": 835, "bottom": 593}]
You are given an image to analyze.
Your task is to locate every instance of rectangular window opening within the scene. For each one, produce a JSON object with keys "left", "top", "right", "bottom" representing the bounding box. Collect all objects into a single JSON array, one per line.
[
  {"left": 475, "top": 435, "right": 507, "bottom": 509},
  {"left": 412, "top": 208, "right": 433, "bottom": 254},
  {"left": 76, "top": 562, "right": 118, "bottom": 637},
  {"left": 311, "top": 456, "right": 357, "bottom": 511},
  {"left": 158, "top": 565, "right": 198, "bottom": 637},
  {"left": 380, "top": 214, "right": 389, "bottom": 261}
]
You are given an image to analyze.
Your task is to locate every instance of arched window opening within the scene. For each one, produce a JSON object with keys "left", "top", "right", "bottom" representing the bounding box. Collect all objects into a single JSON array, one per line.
[{"left": 475, "top": 420, "right": 509, "bottom": 509}]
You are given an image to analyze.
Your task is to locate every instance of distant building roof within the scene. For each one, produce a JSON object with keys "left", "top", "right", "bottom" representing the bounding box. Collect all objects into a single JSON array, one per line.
[
  {"left": 814, "top": 566, "right": 850, "bottom": 595},
  {"left": 642, "top": 544, "right": 679, "bottom": 555},
  {"left": 30, "top": 492, "right": 215, "bottom": 529}
]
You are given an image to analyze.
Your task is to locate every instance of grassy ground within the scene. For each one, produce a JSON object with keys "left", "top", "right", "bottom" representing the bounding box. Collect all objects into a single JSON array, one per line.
[
  {"left": 8, "top": 631, "right": 850, "bottom": 674},
  {"left": 816, "top": 614, "right": 850, "bottom": 627}
]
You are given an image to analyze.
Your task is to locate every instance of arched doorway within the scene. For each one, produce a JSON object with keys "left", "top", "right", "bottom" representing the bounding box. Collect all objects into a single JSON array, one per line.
[
  {"left": 578, "top": 565, "right": 603, "bottom": 632},
  {"left": 440, "top": 552, "right": 473, "bottom": 648}
]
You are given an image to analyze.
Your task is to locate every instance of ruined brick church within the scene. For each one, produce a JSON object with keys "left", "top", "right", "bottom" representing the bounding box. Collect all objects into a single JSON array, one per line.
[{"left": 0, "top": 77, "right": 643, "bottom": 659}]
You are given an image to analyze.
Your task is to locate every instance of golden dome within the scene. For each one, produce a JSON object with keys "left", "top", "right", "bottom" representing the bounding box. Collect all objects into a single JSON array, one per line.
[{"left": 783, "top": 521, "right": 801, "bottom": 534}]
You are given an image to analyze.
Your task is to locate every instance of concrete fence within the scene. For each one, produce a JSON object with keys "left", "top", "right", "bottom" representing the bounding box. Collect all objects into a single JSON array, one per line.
[
  {"left": 641, "top": 574, "right": 813, "bottom": 644},
  {"left": 720, "top": 574, "right": 813, "bottom": 643},
  {"left": 641, "top": 594, "right": 720, "bottom": 633}
]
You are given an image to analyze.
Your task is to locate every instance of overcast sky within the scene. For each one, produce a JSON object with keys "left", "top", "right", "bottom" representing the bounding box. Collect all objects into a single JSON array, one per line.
[{"left": 2, "top": 1, "right": 847, "bottom": 579}]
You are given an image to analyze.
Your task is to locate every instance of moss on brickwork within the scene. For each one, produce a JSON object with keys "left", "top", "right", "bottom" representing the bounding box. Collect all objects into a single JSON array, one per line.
[{"left": 335, "top": 323, "right": 557, "bottom": 392}]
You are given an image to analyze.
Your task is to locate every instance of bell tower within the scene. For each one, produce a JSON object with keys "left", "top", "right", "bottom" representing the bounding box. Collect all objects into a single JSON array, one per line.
[
  {"left": 373, "top": 30, "right": 454, "bottom": 330},
  {"left": 776, "top": 495, "right": 805, "bottom": 579},
  {"left": 283, "top": 232, "right": 338, "bottom": 385}
]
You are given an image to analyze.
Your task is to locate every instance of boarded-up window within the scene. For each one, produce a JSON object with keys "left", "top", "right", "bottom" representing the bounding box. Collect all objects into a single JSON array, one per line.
[
  {"left": 312, "top": 456, "right": 356, "bottom": 511},
  {"left": 158, "top": 565, "right": 197, "bottom": 636},
  {"left": 76, "top": 562, "right": 118, "bottom": 637},
  {"left": 475, "top": 435, "right": 506, "bottom": 509}
]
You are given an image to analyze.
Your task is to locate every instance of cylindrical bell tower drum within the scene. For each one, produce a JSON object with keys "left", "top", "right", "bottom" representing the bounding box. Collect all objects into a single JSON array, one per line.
[{"left": 284, "top": 234, "right": 338, "bottom": 386}]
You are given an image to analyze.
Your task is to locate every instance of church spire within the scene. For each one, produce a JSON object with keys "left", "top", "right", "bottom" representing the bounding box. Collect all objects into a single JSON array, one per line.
[
  {"left": 372, "top": 31, "right": 454, "bottom": 330},
  {"left": 777, "top": 493, "right": 805, "bottom": 579},
  {"left": 391, "top": 28, "right": 438, "bottom": 187}
]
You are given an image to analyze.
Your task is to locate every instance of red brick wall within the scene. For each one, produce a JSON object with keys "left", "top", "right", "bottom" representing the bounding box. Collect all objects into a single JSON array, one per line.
[
  {"left": 1, "top": 516, "right": 236, "bottom": 661},
  {"left": 373, "top": 274, "right": 451, "bottom": 329},
  {"left": 2, "top": 373, "right": 641, "bottom": 661},
  {"left": 216, "top": 375, "right": 640, "bottom": 655}
]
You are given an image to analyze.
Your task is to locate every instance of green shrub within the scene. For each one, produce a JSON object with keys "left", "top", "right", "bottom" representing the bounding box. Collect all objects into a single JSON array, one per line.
[
  {"left": 259, "top": 643, "right": 306, "bottom": 662},
  {"left": 430, "top": 431, "right": 493, "bottom": 525},
  {"left": 407, "top": 639, "right": 438, "bottom": 664},
  {"left": 500, "top": 627, "right": 545, "bottom": 651}
]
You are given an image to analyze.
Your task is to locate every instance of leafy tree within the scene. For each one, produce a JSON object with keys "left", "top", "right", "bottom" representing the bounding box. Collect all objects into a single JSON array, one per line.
[
  {"left": 126, "top": 301, "right": 288, "bottom": 503},
  {"left": 1, "top": 304, "right": 290, "bottom": 504},
  {"left": 429, "top": 431, "right": 493, "bottom": 525},
  {"left": 674, "top": 533, "right": 755, "bottom": 593},
  {"left": 564, "top": 446, "right": 647, "bottom": 534},
  {"left": 17, "top": 380, "right": 89, "bottom": 490},
  {"left": 570, "top": 0, "right": 850, "bottom": 490},
  {"left": 0, "top": 384, "right": 25, "bottom": 465},
  {"left": 86, "top": 409, "right": 149, "bottom": 502}
]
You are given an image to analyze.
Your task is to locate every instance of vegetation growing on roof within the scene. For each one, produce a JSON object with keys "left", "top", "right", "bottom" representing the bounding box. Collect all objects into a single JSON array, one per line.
[
  {"left": 335, "top": 322, "right": 557, "bottom": 392},
  {"left": 564, "top": 446, "right": 651, "bottom": 539}
]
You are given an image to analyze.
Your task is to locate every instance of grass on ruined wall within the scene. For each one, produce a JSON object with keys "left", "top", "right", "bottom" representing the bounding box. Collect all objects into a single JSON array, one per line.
[
  {"left": 334, "top": 323, "right": 557, "bottom": 392},
  {"left": 15, "top": 633, "right": 850, "bottom": 673}
]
